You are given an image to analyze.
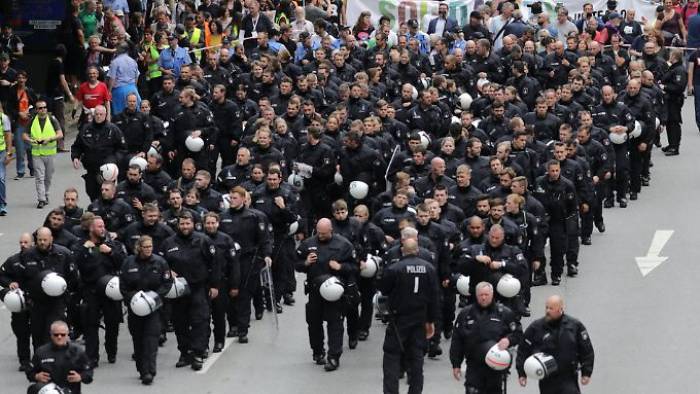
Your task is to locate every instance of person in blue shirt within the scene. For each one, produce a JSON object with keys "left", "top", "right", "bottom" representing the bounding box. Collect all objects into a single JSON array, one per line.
[{"left": 157, "top": 34, "right": 191, "bottom": 79}]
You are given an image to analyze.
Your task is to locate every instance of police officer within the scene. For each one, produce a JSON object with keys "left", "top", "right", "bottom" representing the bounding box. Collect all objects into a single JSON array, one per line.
[
  {"left": 219, "top": 186, "right": 272, "bottom": 341},
  {"left": 0, "top": 233, "right": 34, "bottom": 371},
  {"left": 143, "top": 154, "right": 173, "bottom": 206},
  {"left": 295, "top": 126, "right": 337, "bottom": 226},
  {"left": 379, "top": 238, "right": 439, "bottom": 394},
  {"left": 660, "top": 49, "right": 687, "bottom": 156},
  {"left": 295, "top": 218, "right": 356, "bottom": 371},
  {"left": 516, "top": 295, "right": 594, "bottom": 394},
  {"left": 87, "top": 181, "right": 137, "bottom": 233},
  {"left": 450, "top": 281, "right": 523, "bottom": 394},
  {"left": 592, "top": 85, "right": 635, "bottom": 208},
  {"left": 532, "top": 161, "right": 578, "bottom": 285},
  {"left": 161, "top": 188, "right": 202, "bottom": 232},
  {"left": 112, "top": 92, "right": 153, "bottom": 171},
  {"left": 120, "top": 203, "right": 175, "bottom": 255},
  {"left": 339, "top": 130, "right": 387, "bottom": 202},
  {"left": 161, "top": 211, "right": 221, "bottom": 371},
  {"left": 26, "top": 320, "right": 93, "bottom": 394},
  {"left": 456, "top": 225, "right": 528, "bottom": 310},
  {"left": 167, "top": 87, "right": 217, "bottom": 172},
  {"left": 216, "top": 147, "right": 252, "bottom": 193},
  {"left": 203, "top": 212, "right": 241, "bottom": 349},
  {"left": 209, "top": 84, "right": 242, "bottom": 168},
  {"left": 576, "top": 126, "right": 610, "bottom": 245},
  {"left": 352, "top": 204, "right": 386, "bottom": 341},
  {"left": 252, "top": 167, "right": 302, "bottom": 311},
  {"left": 72, "top": 216, "right": 126, "bottom": 367},
  {"left": 22, "top": 227, "right": 80, "bottom": 347},
  {"left": 61, "top": 188, "right": 84, "bottom": 230},
  {"left": 373, "top": 190, "right": 417, "bottom": 243},
  {"left": 120, "top": 235, "right": 173, "bottom": 385},
  {"left": 619, "top": 78, "right": 654, "bottom": 200},
  {"left": 116, "top": 165, "right": 158, "bottom": 211},
  {"left": 71, "top": 105, "right": 126, "bottom": 201}
]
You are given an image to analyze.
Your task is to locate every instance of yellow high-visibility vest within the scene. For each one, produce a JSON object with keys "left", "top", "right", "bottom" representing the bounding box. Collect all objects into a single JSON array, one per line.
[{"left": 30, "top": 116, "right": 57, "bottom": 156}]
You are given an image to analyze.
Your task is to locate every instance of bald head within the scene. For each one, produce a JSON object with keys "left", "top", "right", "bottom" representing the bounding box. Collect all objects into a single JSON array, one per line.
[
  {"left": 431, "top": 157, "right": 446, "bottom": 176},
  {"left": 545, "top": 295, "right": 564, "bottom": 321},
  {"left": 36, "top": 227, "right": 53, "bottom": 251},
  {"left": 19, "top": 232, "right": 33, "bottom": 251},
  {"left": 401, "top": 238, "right": 419, "bottom": 256},
  {"left": 316, "top": 218, "right": 333, "bottom": 241}
]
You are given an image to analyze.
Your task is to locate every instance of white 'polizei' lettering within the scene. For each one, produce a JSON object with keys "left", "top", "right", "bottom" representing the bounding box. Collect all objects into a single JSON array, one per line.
[{"left": 405, "top": 265, "right": 426, "bottom": 274}]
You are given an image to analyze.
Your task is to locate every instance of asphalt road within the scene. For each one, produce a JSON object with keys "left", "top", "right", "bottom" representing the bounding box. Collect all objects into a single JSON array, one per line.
[{"left": 0, "top": 99, "right": 698, "bottom": 394}]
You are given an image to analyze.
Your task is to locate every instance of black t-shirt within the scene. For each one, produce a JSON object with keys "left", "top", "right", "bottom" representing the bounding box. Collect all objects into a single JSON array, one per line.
[
  {"left": 0, "top": 66, "right": 17, "bottom": 104},
  {"left": 690, "top": 50, "right": 700, "bottom": 85},
  {"left": 46, "top": 58, "right": 65, "bottom": 97}
]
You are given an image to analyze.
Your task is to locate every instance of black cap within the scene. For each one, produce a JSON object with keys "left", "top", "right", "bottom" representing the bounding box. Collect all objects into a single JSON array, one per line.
[
  {"left": 168, "top": 33, "right": 178, "bottom": 40},
  {"left": 470, "top": 11, "right": 483, "bottom": 19},
  {"left": 407, "top": 19, "right": 419, "bottom": 29},
  {"left": 222, "top": 36, "right": 231, "bottom": 44}
]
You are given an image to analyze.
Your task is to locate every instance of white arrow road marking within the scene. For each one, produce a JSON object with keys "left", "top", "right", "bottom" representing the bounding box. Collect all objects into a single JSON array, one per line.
[{"left": 636, "top": 230, "right": 674, "bottom": 277}]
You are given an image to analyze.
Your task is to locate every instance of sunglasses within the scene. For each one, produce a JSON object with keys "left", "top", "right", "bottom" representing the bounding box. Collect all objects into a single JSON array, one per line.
[
  {"left": 37, "top": 106, "right": 47, "bottom": 110},
  {"left": 52, "top": 333, "right": 68, "bottom": 337}
]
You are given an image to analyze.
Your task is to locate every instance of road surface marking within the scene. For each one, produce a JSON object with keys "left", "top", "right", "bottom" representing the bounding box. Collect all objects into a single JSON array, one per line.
[{"left": 635, "top": 230, "right": 674, "bottom": 277}]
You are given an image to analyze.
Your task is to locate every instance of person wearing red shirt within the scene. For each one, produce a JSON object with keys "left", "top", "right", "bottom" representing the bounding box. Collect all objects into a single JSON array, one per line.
[{"left": 76, "top": 66, "right": 111, "bottom": 126}]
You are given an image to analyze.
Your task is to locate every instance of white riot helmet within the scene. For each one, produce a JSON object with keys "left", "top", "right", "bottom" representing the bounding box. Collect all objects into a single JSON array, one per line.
[
  {"left": 360, "top": 254, "right": 381, "bottom": 278},
  {"left": 455, "top": 275, "right": 470, "bottom": 296},
  {"left": 185, "top": 136, "right": 205, "bottom": 152},
  {"left": 129, "top": 156, "right": 148, "bottom": 171},
  {"left": 418, "top": 130, "right": 431, "bottom": 149},
  {"left": 334, "top": 172, "right": 343, "bottom": 186},
  {"left": 288, "top": 220, "right": 299, "bottom": 236},
  {"left": 41, "top": 272, "right": 67, "bottom": 297},
  {"left": 349, "top": 181, "right": 369, "bottom": 200},
  {"left": 459, "top": 93, "right": 473, "bottom": 110},
  {"left": 97, "top": 275, "right": 123, "bottom": 301},
  {"left": 3, "top": 289, "right": 27, "bottom": 313},
  {"left": 608, "top": 131, "right": 627, "bottom": 144},
  {"left": 130, "top": 290, "right": 163, "bottom": 316},
  {"left": 287, "top": 173, "right": 304, "bottom": 191},
  {"left": 524, "top": 353, "right": 558, "bottom": 380},
  {"left": 485, "top": 343, "right": 512, "bottom": 371},
  {"left": 147, "top": 145, "right": 159, "bottom": 158},
  {"left": 99, "top": 163, "right": 119, "bottom": 183},
  {"left": 496, "top": 274, "right": 521, "bottom": 298},
  {"left": 319, "top": 276, "right": 344, "bottom": 301},
  {"left": 221, "top": 194, "right": 231, "bottom": 210},
  {"left": 411, "top": 86, "right": 418, "bottom": 100},
  {"left": 373, "top": 292, "right": 389, "bottom": 316},
  {"left": 165, "top": 277, "right": 190, "bottom": 299},
  {"left": 629, "top": 120, "right": 643, "bottom": 139},
  {"left": 38, "top": 383, "right": 67, "bottom": 394}
]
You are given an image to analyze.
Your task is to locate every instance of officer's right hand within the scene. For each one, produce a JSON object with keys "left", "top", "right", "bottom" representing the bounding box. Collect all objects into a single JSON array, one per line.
[
  {"left": 306, "top": 252, "right": 317, "bottom": 265},
  {"left": 9, "top": 282, "right": 19, "bottom": 290},
  {"left": 519, "top": 376, "right": 527, "bottom": 387},
  {"left": 170, "top": 270, "right": 178, "bottom": 278},
  {"left": 476, "top": 255, "right": 491, "bottom": 265},
  {"left": 72, "top": 158, "right": 81, "bottom": 170},
  {"left": 35, "top": 371, "right": 51, "bottom": 383},
  {"left": 168, "top": 151, "right": 177, "bottom": 160},
  {"left": 452, "top": 367, "right": 462, "bottom": 380}
]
